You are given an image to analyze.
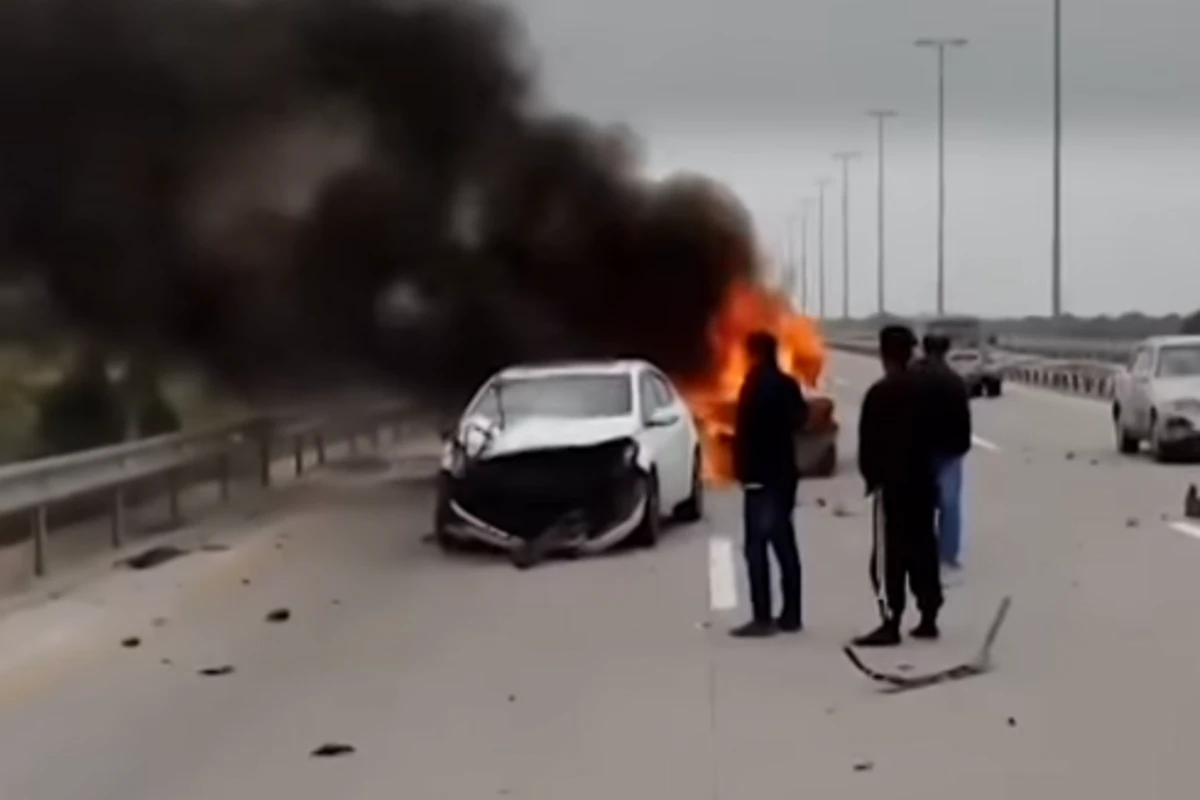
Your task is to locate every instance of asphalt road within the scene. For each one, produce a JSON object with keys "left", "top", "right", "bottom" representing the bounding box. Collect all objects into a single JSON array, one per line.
[{"left": 0, "top": 351, "right": 1199, "bottom": 799}]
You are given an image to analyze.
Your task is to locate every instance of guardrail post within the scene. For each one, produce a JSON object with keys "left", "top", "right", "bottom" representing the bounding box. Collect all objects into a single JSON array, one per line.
[
  {"left": 31, "top": 505, "right": 47, "bottom": 578},
  {"left": 256, "top": 421, "right": 272, "bottom": 488},
  {"left": 316, "top": 433, "right": 327, "bottom": 465},
  {"left": 168, "top": 470, "right": 181, "bottom": 525},
  {"left": 348, "top": 433, "right": 359, "bottom": 457},
  {"left": 218, "top": 453, "right": 231, "bottom": 502},
  {"left": 293, "top": 434, "right": 304, "bottom": 477},
  {"left": 111, "top": 486, "right": 125, "bottom": 548}
]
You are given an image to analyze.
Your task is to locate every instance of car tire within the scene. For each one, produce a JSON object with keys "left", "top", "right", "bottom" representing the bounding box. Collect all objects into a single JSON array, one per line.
[
  {"left": 630, "top": 472, "right": 661, "bottom": 548},
  {"left": 1113, "top": 405, "right": 1139, "bottom": 455},
  {"left": 985, "top": 379, "right": 1002, "bottom": 398},
  {"left": 1150, "top": 411, "right": 1171, "bottom": 463},
  {"left": 673, "top": 449, "right": 705, "bottom": 523}
]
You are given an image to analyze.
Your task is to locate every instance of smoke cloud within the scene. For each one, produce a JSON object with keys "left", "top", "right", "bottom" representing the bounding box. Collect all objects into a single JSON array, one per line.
[{"left": 0, "top": 0, "right": 758, "bottom": 406}]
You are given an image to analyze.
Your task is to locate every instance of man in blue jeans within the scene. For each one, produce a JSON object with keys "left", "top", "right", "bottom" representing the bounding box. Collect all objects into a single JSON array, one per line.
[
  {"left": 729, "top": 331, "right": 809, "bottom": 638},
  {"left": 916, "top": 334, "right": 972, "bottom": 570}
]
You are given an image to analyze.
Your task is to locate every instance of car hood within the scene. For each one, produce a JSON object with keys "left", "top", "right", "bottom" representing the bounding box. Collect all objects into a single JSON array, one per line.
[
  {"left": 1155, "top": 377, "right": 1200, "bottom": 404},
  {"left": 462, "top": 415, "right": 640, "bottom": 459}
]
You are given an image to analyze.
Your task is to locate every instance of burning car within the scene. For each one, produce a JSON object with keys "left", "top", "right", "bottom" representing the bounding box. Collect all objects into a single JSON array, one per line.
[{"left": 434, "top": 359, "right": 704, "bottom": 567}]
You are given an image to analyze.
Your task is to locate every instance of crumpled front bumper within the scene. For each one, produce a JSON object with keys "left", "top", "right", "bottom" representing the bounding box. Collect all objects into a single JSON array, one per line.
[{"left": 441, "top": 485, "right": 647, "bottom": 554}]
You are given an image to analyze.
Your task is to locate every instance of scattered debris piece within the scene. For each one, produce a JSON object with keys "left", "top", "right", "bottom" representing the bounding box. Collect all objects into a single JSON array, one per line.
[
  {"left": 241, "top": 578, "right": 252, "bottom": 586},
  {"left": 1186, "top": 485, "right": 1200, "bottom": 520},
  {"left": 121, "top": 545, "right": 188, "bottom": 571},
  {"left": 853, "top": 761, "right": 874, "bottom": 773},
  {"left": 1065, "top": 451, "right": 1076, "bottom": 461},
  {"left": 161, "top": 658, "right": 173, "bottom": 666},
  {"left": 815, "top": 498, "right": 828, "bottom": 508},
  {"left": 1007, "top": 716, "right": 1017, "bottom": 727},
  {"left": 1125, "top": 517, "right": 1140, "bottom": 528},
  {"left": 311, "top": 743, "right": 356, "bottom": 758},
  {"left": 331, "top": 599, "right": 341, "bottom": 606},
  {"left": 266, "top": 608, "right": 291, "bottom": 623},
  {"left": 845, "top": 596, "right": 1011, "bottom": 693},
  {"left": 198, "top": 665, "right": 235, "bottom": 677},
  {"left": 121, "top": 637, "right": 141, "bottom": 649},
  {"left": 508, "top": 694, "right": 516, "bottom": 703},
  {"left": 1089, "top": 459, "right": 1099, "bottom": 466},
  {"left": 152, "top": 617, "right": 168, "bottom": 628}
]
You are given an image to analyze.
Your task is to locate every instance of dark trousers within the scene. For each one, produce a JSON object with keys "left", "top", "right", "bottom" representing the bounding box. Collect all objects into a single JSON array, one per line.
[
  {"left": 869, "top": 482, "right": 942, "bottom": 624},
  {"left": 742, "top": 482, "right": 802, "bottom": 625}
]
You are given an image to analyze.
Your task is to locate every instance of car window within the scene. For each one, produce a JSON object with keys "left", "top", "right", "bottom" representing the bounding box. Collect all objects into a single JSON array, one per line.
[
  {"left": 649, "top": 374, "right": 675, "bottom": 408},
  {"left": 1156, "top": 345, "right": 1200, "bottom": 378},
  {"left": 638, "top": 373, "right": 660, "bottom": 422},
  {"left": 469, "top": 373, "right": 633, "bottom": 421},
  {"left": 1132, "top": 348, "right": 1152, "bottom": 375}
]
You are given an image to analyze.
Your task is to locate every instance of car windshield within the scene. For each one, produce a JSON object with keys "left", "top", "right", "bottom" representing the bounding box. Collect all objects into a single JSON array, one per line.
[
  {"left": 1156, "top": 345, "right": 1200, "bottom": 378},
  {"left": 471, "top": 373, "right": 633, "bottom": 422}
]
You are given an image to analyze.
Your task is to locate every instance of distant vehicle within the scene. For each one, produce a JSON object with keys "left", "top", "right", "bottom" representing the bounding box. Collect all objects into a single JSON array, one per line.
[
  {"left": 922, "top": 315, "right": 1002, "bottom": 397},
  {"left": 1112, "top": 335, "right": 1200, "bottom": 461},
  {"left": 434, "top": 359, "right": 703, "bottom": 566}
]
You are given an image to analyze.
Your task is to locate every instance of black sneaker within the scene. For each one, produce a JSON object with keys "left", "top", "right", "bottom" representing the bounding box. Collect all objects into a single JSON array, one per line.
[
  {"left": 776, "top": 617, "right": 803, "bottom": 633},
  {"left": 729, "top": 620, "right": 777, "bottom": 638},
  {"left": 910, "top": 619, "right": 940, "bottom": 640},
  {"left": 851, "top": 621, "right": 901, "bottom": 647}
]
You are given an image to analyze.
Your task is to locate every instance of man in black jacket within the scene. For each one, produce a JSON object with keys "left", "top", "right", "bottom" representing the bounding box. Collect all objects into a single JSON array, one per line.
[
  {"left": 915, "top": 334, "right": 972, "bottom": 569},
  {"left": 853, "top": 324, "right": 943, "bottom": 647},
  {"left": 730, "top": 331, "right": 809, "bottom": 638}
]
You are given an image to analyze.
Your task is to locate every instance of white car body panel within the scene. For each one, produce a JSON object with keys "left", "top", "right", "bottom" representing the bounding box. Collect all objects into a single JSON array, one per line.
[{"left": 1114, "top": 335, "right": 1200, "bottom": 445}]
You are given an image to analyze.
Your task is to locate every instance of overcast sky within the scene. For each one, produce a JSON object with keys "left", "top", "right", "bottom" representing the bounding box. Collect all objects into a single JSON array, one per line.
[{"left": 509, "top": 0, "right": 1200, "bottom": 318}]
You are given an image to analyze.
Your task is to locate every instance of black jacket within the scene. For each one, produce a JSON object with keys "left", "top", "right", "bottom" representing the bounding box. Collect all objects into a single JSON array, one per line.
[
  {"left": 733, "top": 363, "right": 809, "bottom": 486},
  {"left": 857, "top": 366, "right": 940, "bottom": 493},
  {"left": 914, "top": 356, "right": 973, "bottom": 459}
]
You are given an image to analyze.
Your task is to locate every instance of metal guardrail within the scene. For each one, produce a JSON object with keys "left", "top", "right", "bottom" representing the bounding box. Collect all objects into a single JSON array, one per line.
[{"left": 0, "top": 401, "right": 415, "bottom": 578}]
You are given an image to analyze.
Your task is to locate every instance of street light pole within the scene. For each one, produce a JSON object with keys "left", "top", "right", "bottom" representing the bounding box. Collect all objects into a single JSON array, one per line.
[
  {"left": 799, "top": 198, "right": 814, "bottom": 314},
  {"left": 915, "top": 36, "right": 968, "bottom": 315},
  {"left": 867, "top": 110, "right": 898, "bottom": 317},
  {"left": 1051, "top": 0, "right": 1063, "bottom": 317},
  {"left": 832, "top": 152, "right": 862, "bottom": 320},
  {"left": 816, "top": 179, "right": 832, "bottom": 319}
]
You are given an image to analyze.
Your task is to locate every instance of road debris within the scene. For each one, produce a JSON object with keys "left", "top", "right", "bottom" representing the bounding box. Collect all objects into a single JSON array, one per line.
[
  {"left": 161, "top": 658, "right": 173, "bottom": 666},
  {"left": 198, "top": 665, "right": 235, "bottom": 677},
  {"left": 508, "top": 694, "right": 516, "bottom": 703},
  {"left": 311, "top": 743, "right": 356, "bottom": 758},
  {"left": 1126, "top": 517, "right": 1140, "bottom": 528},
  {"left": 1186, "top": 485, "right": 1200, "bottom": 519},
  {"left": 853, "top": 761, "right": 874, "bottom": 772},
  {"left": 1065, "top": 451, "right": 1076, "bottom": 461},
  {"left": 121, "top": 545, "right": 188, "bottom": 570},
  {"left": 815, "top": 497, "right": 828, "bottom": 508},
  {"left": 844, "top": 596, "right": 1011, "bottom": 693},
  {"left": 121, "top": 637, "right": 141, "bottom": 648},
  {"left": 266, "top": 608, "right": 291, "bottom": 623},
  {"left": 1007, "top": 716, "right": 1017, "bottom": 727}
]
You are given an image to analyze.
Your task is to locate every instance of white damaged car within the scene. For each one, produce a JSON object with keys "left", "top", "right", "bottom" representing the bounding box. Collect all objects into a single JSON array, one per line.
[{"left": 434, "top": 359, "right": 705, "bottom": 566}]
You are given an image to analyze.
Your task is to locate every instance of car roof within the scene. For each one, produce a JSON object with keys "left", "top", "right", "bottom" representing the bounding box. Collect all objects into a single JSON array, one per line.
[
  {"left": 1143, "top": 335, "right": 1200, "bottom": 349},
  {"left": 495, "top": 358, "right": 651, "bottom": 381}
]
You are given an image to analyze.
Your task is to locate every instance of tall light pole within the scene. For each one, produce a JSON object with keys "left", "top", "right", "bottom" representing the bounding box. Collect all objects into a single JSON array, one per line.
[
  {"left": 799, "top": 198, "right": 815, "bottom": 314},
  {"left": 915, "top": 36, "right": 968, "bottom": 315},
  {"left": 1051, "top": 0, "right": 1063, "bottom": 317},
  {"left": 832, "top": 152, "right": 862, "bottom": 320},
  {"left": 816, "top": 178, "right": 832, "bottom": 319},
  {"left": 867, "top": 110, "right": 898, "bottom": 317}
]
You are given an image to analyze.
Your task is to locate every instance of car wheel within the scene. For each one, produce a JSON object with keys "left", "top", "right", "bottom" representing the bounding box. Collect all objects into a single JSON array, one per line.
[
  {"left": 1113, "top": 405, "right": 1139, "bottom": 455},
  {"left": 986, "top": 379, "right": 1002, "bottom": 398},
  {"left": 630, "top": 472, "right": 661, "bottom": 548},
  {"left": 968, "top": 381, "right": 983, "bottom": 399},
  {"left": 673, "top": 449, "right": 705, "bottom": 523},
  {"left": 1150, "top": 411, "right": 1171, "bottom": 463}
]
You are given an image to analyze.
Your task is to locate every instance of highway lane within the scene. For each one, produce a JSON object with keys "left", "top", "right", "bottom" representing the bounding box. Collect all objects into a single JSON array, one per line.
[{"left": 0, "top": 360, "right": 1199, "bottom": 797}]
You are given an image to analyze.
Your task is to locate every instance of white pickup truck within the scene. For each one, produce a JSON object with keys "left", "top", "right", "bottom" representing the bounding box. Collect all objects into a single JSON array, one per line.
[{"left": 1112, "top": 335, "right": 1200, "bottom": 461}]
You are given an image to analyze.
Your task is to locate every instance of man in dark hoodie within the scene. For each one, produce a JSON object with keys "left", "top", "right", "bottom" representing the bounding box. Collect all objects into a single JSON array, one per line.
[
  {"left": 916, "top": 333, "right": 972, "bottom": 570},
  {"left": 730, "top": 331, "right": 809, "bottom": 638},
  {"left": 853, "top": 324, "right": 943, "bottom": 647}
]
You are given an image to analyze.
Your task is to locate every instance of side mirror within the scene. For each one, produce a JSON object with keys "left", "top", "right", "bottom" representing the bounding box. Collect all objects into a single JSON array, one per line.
[
  {"left": 646, "top": 408, "right": 680, "bottom": 428},
  {"left": 438, "top": 420, "right": 457, "bottom": 441}
]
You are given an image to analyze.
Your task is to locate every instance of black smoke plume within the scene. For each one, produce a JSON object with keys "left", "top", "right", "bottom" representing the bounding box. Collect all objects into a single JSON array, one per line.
[{"left": 0, "top": 0, "right": 758, "bottom": 406}]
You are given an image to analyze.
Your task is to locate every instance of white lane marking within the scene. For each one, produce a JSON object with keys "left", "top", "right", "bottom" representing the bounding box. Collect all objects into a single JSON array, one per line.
[
  {"left": 972, "top": 434, "right": 1002, "bottom": 453},
  {"left": 708, "top": 536, "right": 738, "bottom": 612},
  {"left": 1168, "top": 521, "right": 1200, "bottom": 541}
]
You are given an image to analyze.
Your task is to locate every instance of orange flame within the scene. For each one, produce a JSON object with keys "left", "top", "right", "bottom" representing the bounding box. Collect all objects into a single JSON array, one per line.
[{"left": 677, "top": 279, "right": 829, "bottom": 485}]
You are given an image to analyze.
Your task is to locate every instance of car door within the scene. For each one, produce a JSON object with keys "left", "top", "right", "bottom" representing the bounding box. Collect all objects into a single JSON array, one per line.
[
  {"left": 647, "top": 371, "right": 693, "bottom": 506},
  {"left": 1129, "top": 347, "right": 1156, "bottom": 435},
  {"left": 637, "top": 370, "right": 683, "bottom": 507}
]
